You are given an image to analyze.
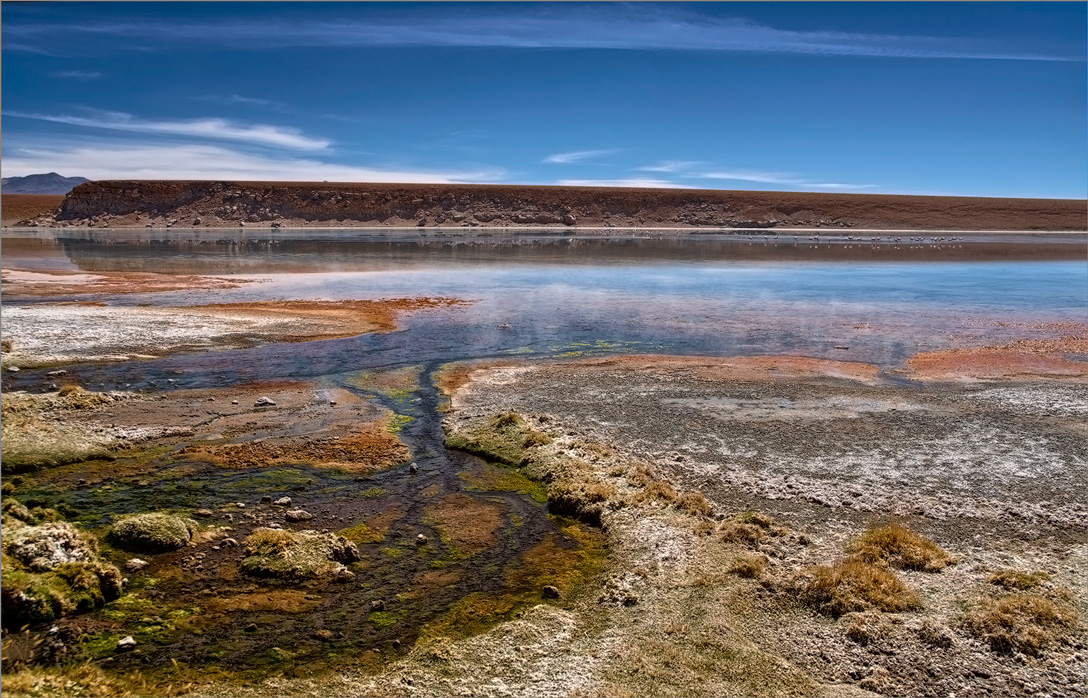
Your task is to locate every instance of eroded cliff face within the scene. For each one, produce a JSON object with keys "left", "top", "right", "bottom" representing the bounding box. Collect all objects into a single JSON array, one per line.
[{"left": 21, "top": 180, "right": 1088, "bottom": 230}]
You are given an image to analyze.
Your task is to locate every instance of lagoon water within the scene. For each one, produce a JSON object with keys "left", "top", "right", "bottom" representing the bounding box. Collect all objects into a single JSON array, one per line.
[{"left": 4, "top": 229, "right": 1085, "bottom": 391}]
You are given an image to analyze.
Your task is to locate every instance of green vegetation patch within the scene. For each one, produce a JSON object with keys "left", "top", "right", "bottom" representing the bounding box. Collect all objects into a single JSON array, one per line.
[
  {"left": 444, "top": 412, "right": 551, "bottom": 467},
  {"left": 458, "top": 463, "right": 547, "bottom": 504},
  {"left": 108, "top": 513, "right": 194, "bottom": 554},
  {"left": 1, "top": 513, "right": 123, "bottom": 629},
  {"left": 0, "top": 389, "right": 124, "bottom": 474}
]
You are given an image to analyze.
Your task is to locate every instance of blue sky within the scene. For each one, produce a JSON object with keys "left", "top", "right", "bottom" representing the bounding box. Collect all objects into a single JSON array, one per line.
[{"left": 2, "top": 2, "right": 1085, "bottom": 198}]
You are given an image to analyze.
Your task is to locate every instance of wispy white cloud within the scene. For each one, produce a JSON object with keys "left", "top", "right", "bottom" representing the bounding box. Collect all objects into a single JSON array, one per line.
[
  {"left": 556, "top": 178, "right": 685, "bottom": 189},
  {"left": 695, "top": 169, "right": 875, "bottom": 190},
  {"left": 51, "top": 70, "right": 102, "bottom": 79},
  {"left": 544, "top": 149, "right": 620, "bottom": 164},
  {"left": 4, "top": 110, "right": 330, "bottom": 151},
  {"left": 638, "top": 160, "right": 702, "bottom": 173},
  {"left": 197, "top": 94, "right": 286, "bottom": 110},
  {"left": 4, "top": 6, "right": 1079, "bottom": 62},
  {"left": 0, "top": 142, "right": 505, "bottom": 183}
]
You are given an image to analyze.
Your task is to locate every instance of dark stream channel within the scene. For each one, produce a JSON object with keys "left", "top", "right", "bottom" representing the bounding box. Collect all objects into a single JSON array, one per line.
[{"left": 3, "top": 229, "right": 1086, "bottom": 678}]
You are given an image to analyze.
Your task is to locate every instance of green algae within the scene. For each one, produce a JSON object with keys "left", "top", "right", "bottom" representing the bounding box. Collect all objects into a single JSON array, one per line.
[{"left": 444, "top": 412, "right": 551, "bottom": 467}]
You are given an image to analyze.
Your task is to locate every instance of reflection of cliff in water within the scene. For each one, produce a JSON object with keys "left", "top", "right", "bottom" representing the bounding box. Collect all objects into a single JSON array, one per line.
[{"left": 54, "top": 231, "right": 1088, "bottom": 275}]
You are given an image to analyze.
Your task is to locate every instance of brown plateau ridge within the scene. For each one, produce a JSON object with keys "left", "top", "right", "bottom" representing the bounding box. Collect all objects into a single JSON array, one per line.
[{"left": 7, "top": 181, "right": 1086, "bottom": 230}]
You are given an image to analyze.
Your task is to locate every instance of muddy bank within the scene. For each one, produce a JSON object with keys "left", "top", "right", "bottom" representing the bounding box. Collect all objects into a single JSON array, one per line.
[
  {"left": 0, "top": 298, "right": 467, "bottom": 368},
  {"left": 17, "top": 181, "right": 1087, "bottom": 230},
  {"left": 192, "top": 357, "right": 1086, "bottom": 697}
]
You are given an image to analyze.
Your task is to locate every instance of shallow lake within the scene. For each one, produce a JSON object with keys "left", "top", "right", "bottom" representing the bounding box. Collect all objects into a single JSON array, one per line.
[{"left": 4, "top": 229, "right": 1086, "bottom": 391}]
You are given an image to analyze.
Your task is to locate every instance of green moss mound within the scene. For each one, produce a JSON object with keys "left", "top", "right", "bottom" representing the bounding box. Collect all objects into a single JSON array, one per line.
[
  {"left": 444, "top": 412, "right": 551, "bottom": 467},
  {"left": 1, "top": 518, "right": 123, "bottom": 629},
  {"left": 108, "top": 513, "right": 194, "bottom": 553}
]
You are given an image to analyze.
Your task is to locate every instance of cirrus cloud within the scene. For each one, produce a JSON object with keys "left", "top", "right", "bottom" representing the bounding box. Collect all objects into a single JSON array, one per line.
[{"left": 4, "top": 109, "right": 330, "bottom": 151}]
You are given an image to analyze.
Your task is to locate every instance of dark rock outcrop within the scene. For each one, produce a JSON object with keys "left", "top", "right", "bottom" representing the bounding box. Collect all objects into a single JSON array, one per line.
[{"left": 50, "top": 180, "right": 1087, "bottom": 231}]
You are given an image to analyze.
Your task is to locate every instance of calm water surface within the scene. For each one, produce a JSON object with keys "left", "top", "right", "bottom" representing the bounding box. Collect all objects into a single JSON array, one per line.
[{"left": 4, "top": 229, "right": 1085, "bottom": 390}]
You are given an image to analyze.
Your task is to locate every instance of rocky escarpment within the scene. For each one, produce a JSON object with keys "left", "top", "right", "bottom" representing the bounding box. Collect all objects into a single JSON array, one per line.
[{"left": 26, "top": 180, "right": 1088, "bottom": 230}]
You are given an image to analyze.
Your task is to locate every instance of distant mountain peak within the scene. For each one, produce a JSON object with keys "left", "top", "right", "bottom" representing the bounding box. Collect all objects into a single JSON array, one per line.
[{"left": 1, "top": 173, "right": 90, "bottom": 195}]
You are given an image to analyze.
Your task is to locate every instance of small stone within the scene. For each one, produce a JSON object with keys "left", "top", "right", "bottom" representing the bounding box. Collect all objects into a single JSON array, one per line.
[
  {"left": 542, "top": 585, "right": 561, "bottom": 599},
  {"left": 335, "top": 569, "right": 355, "bottom": 582},
  {"left": 409, "top": 462, "right": 419, "bottom": 474},
  {"left": 313, "top": 629, "right": 335, "bottom": 642},
  {"left": 116, "top": 636, "right": 137, "bottom": 652},
  {"left": 416, "top": 534, "right": 428, "bottom": 545},
  {"left": 231, "top": 400, "right": 239, "bottom": 405},
  {"left": 244, "top": 623, "right": 258, "bottom": 633},
  {"left": 392, "top": 639, "right": 401, "bottom": 649},
  {"left": 260, "top": 495, "right": 273, "bottom": 504},
  {"left": 285, "top": 509, "right": 313, "bottom": 522},
  {"left": 235, "top": 502, "right": 246, "bottom": 509},
  {"left": 221, "top": 538, "right": 239, "bottom": 547},
  {"left": 273, "top": 496, "right": 292, "bottom": 506},
  {"left": 125, "top": 558, "right": 149, "bottom": 572},
  {"left": 194, "top": 508, "right": 215, "bottom": 518},
  {"left": 6, "top": 366, "right": 19, "bottom": 373},
  {"left": 207, "top": 397, "right": 215, "bottom": 402},
  {"left": 46, "top": 370, "right": 67, "bottom": 377},
  {"left": 370, "top": 599, "right": 385, "bottom": 611},
  {"left": 254, "top": 396, "right": 276, "bottom": 407}
]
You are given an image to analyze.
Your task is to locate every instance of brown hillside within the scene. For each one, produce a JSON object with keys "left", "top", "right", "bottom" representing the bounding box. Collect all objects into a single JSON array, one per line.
[
  {"left": 1, "top": 194, "right": 65, "bottom": 226},
  {"left": 22, "top": 181, "right": 1088, "bottom": 230}
]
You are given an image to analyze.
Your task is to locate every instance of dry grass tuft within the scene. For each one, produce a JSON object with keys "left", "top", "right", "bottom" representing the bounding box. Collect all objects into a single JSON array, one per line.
[
  {"left": 728, "top": 553, "right": 767, "bottom": 579},
  {"left": 962, "top": 593, "right": 1078, "bottom": 655},
  {"left": 848, "top": 523, "right": 954, "bottom": 572},
  {"left": 719, "top": 522, "right": 764, "bottom": 548},
  {"left": 675, "top": 491, "right": 712, "bottom": 517},
  {"left": 794, "top": 559, "right": 920, "bottom": 617},
  {"left": 241, "top": 527, "right": 360, "bottom": 579},
  {"left": 987, "top": 569, "right": 1050, "bottom": 591},
  {"left": 843, "top": 611, "right": 896, "bottom": 646},
  {"left": 0, "top": 662, "right": 173, "bottom": 697}
]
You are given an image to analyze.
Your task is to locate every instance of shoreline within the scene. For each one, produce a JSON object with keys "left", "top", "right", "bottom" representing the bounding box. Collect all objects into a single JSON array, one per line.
[{"left": 5, "top": 225, "right": 1087, "bottom": 235}]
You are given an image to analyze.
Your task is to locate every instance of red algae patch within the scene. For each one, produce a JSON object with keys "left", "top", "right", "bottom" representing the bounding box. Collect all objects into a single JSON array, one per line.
[
  {"left": 0, "top": 268, "right": 247, "bottom": 297},
  {"left": 177, "top": 420, "right": 411, "bottom": 471},
  {"left": 906, "top": 336, "right": 1088, "bottom": 381},
  {"left": 184, "top": 298, "right": 469, "bottom": 339},
  {"left": 425, "top": 494, "right": 504, "bottom": 558},
  {"left": 551, "top": 354, "right": 880, "bottom": 383}
]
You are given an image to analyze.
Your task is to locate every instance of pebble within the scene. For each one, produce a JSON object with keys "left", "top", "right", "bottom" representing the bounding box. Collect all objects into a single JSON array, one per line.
[
  {"left": 254, "top": 396, "right": 277, "bottom": 407},
  {"left": 416, "top": 534, "right": 428, "bottom": 545},
  {"left": 6, "top": 366, "right": 19, "bottom": 373},
  {"left": 273, "top": 496, "right": 292, "bottom": 506},
  {"left": 285, "top": 509, "right": 313, "bottom": 522},
  {"left": 409, "top": 462, "right": 419, "bottom": 474},
  {"left": 125, "top": 558, "right": 149, "bottom": 572},
  {"left": 231, "top": 400, "right": 239, "bottom": 405},
  {"left": 116, "top": 636, "right": 137, "bottom": 652},
  {"left": 221, "top": 538, "right": 239, "bottom": 547},
  {"left": 260, "top": 495, "right": 273, "bottom": 504},
  {"left": 371, "top": 599, "right": 386, "bottom": 611},
  {"left": 194, "top": 508, "right": 215, "bottom": 518},
  {"left": 313, "top": 629, "right": 335, "bottom": 642},
  {"left": 542, "top": 585, "right": 561, "bottom": 599}
]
